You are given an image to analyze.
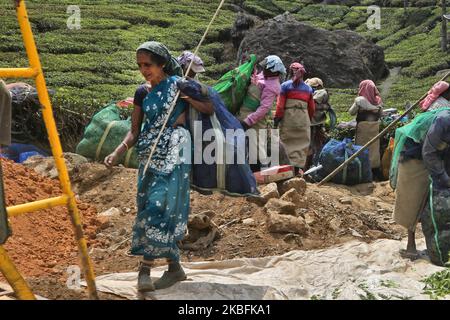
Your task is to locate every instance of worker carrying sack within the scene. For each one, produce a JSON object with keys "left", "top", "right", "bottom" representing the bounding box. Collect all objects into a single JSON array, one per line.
[
  {"left": 390, "top": 107, "right": 450, "bottom": 189},
  {"left": 312, "top": 138, "right": 372, "bottom": 185},
  {"left": 76, "top": 103, "right": 138, "bottom": 168},
  {"left": 213, "top": 54, "right": 257, "bottom": 115},
  {"left": 421, "top": 184, "right": 450, "bottom": 266},
  {"left": 178, "top": 78, "right": 258, "bottom": 196}
]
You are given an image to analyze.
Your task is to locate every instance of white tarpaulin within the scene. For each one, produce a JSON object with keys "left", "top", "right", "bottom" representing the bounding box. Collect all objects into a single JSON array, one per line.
[{"left": 86, "top": 239, "right": 448, "bottom": 300}]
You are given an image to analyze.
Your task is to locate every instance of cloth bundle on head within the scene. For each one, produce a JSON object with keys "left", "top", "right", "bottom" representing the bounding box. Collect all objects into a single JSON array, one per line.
[
  {"left": 177, "top": 51, "right": 206, "bottom": 74},
  {"left": 305, "top": 77, "right": 323, "bottom": 89},
  {"left": 136, "top": 41, "right": 183, "bottom": 77},
  {"left": 289, "top": 62, "right": 306, "bottom": 86},
  {"left": 420, "top": 81, "right": 450, "bottom": 111},
  {"left": 358, "top": 80, "right": 382, "bottom": 106},
  {"left": 259, "top": 55, "right": 286, "bottom": 75}
]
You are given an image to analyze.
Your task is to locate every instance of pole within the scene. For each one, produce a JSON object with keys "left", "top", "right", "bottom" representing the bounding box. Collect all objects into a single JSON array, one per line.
[
  {"left": 318, "top": 71, "right": 450, "bottom": 187},
  {"left": 143, "top": 0, "right": 226, "bottom": 175},
  {"left": 442, "top": 0, "right": 448, "bottom": 52},
  {"left": 15, "top": 0, "right": 98, "bottom": 299}
]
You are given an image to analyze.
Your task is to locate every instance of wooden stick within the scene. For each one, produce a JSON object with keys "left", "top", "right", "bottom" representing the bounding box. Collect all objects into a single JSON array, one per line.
[
  {"left": 143, "top": 0, "right": 226, "bottom": 176},
  {"left": 317, "top": 71, "right": 450, "bottom": 187}
]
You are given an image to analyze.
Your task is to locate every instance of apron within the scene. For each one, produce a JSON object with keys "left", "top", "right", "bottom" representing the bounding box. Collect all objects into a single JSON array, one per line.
[
  {"left": 279, "top": 98, "right": 310, "bottom": 168},
  {"left": 355, "top": 120, "right": 380, "bottom": 169},
  {"left": 393, "top": 159, "right": 430, "bottom": 231}
]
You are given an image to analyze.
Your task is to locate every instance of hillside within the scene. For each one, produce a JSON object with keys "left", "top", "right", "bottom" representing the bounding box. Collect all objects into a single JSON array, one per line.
[{"left": 0, "top": 0, "right": 449, "bottom": 137}]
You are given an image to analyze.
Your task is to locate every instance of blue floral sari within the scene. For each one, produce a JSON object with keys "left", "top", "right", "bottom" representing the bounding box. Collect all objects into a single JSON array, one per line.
[{"left": 131, "top": 75, "right": 191, "bottom": 262}]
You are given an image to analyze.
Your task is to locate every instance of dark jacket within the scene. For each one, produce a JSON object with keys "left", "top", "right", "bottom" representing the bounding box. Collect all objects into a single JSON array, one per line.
[{"left": 422, "top": 110, "right": 450, "bottom": 189}]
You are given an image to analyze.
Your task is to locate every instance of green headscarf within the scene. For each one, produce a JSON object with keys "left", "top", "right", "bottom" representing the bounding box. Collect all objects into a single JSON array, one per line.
[{"left": 136, "top": 41, "right": 183, "bottom": 77}]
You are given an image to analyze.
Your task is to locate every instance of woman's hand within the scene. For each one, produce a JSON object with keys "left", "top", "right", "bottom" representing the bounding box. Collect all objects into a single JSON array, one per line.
[
  {"left": 104, "top": 151, "right": 119, "bottom": 168},
  {"left": 173, "top": 112, "right": 186, "bottom": 127},
  {"left": 180, "top": 95, "right": 193, "bottom": 105},
  {"left": 181, "top": 95, "right": 214, "bottom": 115}
]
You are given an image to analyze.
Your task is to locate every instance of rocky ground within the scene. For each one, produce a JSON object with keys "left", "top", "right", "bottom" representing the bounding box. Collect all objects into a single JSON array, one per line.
[{"left": 0, "top": 154, "right": 414, "bottom": 299}]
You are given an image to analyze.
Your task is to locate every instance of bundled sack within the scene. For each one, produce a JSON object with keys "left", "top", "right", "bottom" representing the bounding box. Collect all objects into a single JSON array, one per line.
[
  {"left": 213, "top": 54, "right": 257, "bottom": 115},
  {"left": 421, "top": 186, "right": 450, "bottom": 266},
  {"left": 380, "top": 137, "right": 394, "bottom": 181},
  {"left": 312, "top": 138, "right": 372, "bottom": 185},
  {"left": 177, "top": 78, "right": 258, "bottom": 196},
  {"left": 76, "top": 103, "right": 138, "bottom": 168}
]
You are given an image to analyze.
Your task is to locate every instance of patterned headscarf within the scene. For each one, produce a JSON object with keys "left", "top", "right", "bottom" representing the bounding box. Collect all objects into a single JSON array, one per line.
[
  {"left": 420, "top": 81, "right": 450, "bottom": 111},
  {"left": 136, "top": 41, "right": 182, "bottom": 77},
  {"left": 290, "top": 62, "right": 306, "bottom": 86},
  {"left": 358, "top": 80, "right": 382, "bottom": 106}
]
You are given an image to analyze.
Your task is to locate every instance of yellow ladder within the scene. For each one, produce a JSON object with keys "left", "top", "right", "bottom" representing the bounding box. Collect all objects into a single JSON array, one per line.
[{"left": 0, "top": 0, "right": 98, "bottom": 299}]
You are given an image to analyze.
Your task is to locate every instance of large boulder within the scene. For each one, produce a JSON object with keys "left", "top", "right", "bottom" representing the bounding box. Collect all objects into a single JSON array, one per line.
[{"left": 238, "top": 13, "right": 389, "bottom": 88}]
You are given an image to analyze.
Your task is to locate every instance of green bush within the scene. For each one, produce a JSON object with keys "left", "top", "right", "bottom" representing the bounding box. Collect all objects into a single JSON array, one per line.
[{"left": 0, "top": 0, "right": 446, "bottom": 137}]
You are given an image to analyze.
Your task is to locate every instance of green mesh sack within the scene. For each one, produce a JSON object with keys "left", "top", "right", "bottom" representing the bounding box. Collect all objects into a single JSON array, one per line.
[
  {"left": 76, "top": 103, "right": 138, "bottom": 168},
  {"left": 213, "top": 54, "right": 257, "bottom": 115},
  {"left": 390, "top": 107, "right": 450, "bottom": 189}
]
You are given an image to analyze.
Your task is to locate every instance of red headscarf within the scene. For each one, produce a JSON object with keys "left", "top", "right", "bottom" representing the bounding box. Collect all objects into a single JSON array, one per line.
[
  {"left": 420, "top": 81, "right": 450, "bottom": 111},
  {"left": 358, "top": 80, "right": 382, "bottom": 106},
  {"left": 290, "top": 62, "right": 306, "bottom": 86}
]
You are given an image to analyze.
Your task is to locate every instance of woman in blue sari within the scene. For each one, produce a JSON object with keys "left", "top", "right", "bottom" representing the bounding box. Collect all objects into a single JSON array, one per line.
[{"left": 104, "top": 41, "right": 212, "bottom": 292}]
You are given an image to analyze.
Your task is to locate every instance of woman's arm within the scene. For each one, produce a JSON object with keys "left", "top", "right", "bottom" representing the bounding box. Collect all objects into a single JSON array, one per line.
[
  {"left": 244, "top": 87, "right": 278, "bottom": 127},
  {"left": 348, "top": 100, "right": 359, "bottom": 116},
  {"left": 181, "top": 96, "right": 214, "bottom": 115},
  {"left": 104, "top": 105, "right": 144, "bottom": 167}
]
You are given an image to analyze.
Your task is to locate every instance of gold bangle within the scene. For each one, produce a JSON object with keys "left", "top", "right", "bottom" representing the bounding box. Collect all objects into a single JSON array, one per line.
[{"left": 121, "top": 141, "right": 129, "bottom": 151}]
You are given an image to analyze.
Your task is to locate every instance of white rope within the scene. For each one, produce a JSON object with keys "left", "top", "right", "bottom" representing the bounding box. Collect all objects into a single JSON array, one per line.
[{"left": 143, "top": 0, "right": 227, "bottom": 175}]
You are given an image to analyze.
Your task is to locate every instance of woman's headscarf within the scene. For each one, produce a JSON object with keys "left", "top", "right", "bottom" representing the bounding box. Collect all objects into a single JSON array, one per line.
[
  {"left": 290, "top": 62, "right": 306, "bottom": 86},
  {"left": 177, "top": 51, "right": 205, "bottom": 73},
  {"left": 136, "top": 41, "right": 183, "bottom": 77},
  {"left": 259, "top": 55, "right": 286, "bottom": 75},
  {"left": 358, "top": 80, "right": 382, "bottom": 106},
  {"left": 305, "top": 77, "right": 323, "bottom": 89},
  {"left": 419, "top": 81, "right": 450, "bottom": 111}
]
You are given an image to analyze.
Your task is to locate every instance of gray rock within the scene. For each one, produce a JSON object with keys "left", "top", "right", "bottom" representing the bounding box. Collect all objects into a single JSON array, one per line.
[
  {"left": 267, "top": 213, "right": 307, "bottom": 235},
  {"left": 367, "top": 230, "right": 387, "bottom": 240},
  {"left": 304, "top": 212, "right": 317, "bottom": 225},
  {"left": 242, "top": 218, "right": 256, "bottom": 226},
  {"left": 329, "top": 217, "right": 342, "bottom": 231},
  {"left": 23, "top": 152, "right": 89, "bottom": 179},
  {"left": 339, "top": 197, "right": 353, "bottom": 205},
  {"left": 278, "top": 177, "right": 307, "bottom": 196},
  {"left": 98, "top": 207, "right": 121, "bottom": 217},
  {"left": 264, "top": 198, "right": 297, "bottom": 216},
  {"left": 280, "top": 188, "right": 302, "bottom": 206},
  {"left": 238, "top": 13, "right": 389, "bottom": 88},
  {"left": 261, "top": 183, "right": 280, "bottom": 200}
]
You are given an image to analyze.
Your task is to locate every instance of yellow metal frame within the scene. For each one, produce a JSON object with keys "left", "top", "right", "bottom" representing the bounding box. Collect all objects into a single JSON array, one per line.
[{"left": 0, "top": 0, "right": 98, "bottom": 299}]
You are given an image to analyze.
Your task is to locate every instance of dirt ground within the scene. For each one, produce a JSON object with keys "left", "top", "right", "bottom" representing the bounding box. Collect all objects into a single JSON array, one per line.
[{"left": 1, "top": 159, "right": 411, "bottom": 300}]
